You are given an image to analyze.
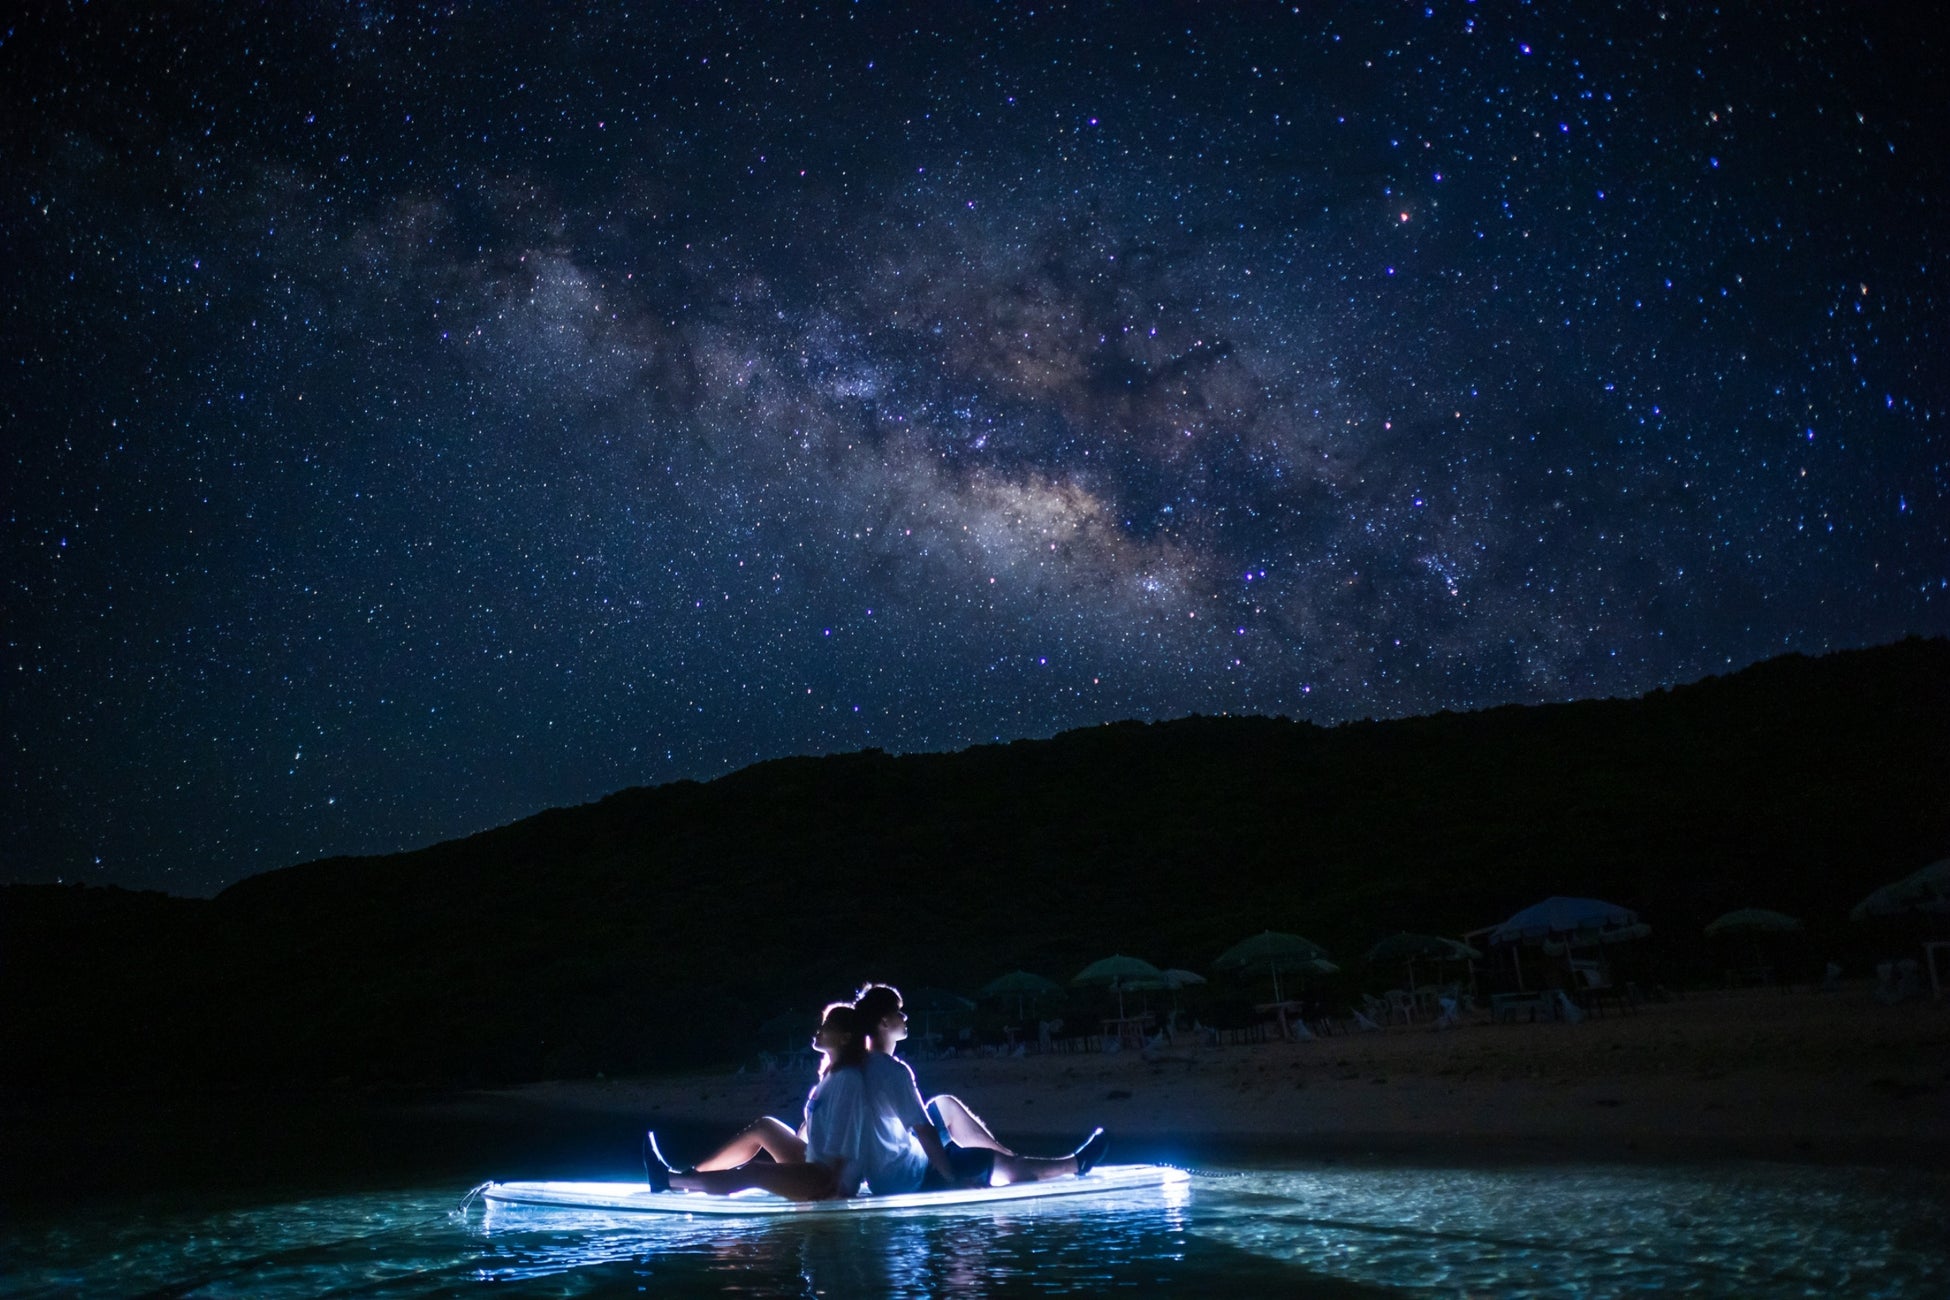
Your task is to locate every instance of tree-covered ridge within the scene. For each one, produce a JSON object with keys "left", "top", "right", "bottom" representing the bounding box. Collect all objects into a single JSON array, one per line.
[{"left": 7, "top": 638, "right": 1945, "bottom": 1091}]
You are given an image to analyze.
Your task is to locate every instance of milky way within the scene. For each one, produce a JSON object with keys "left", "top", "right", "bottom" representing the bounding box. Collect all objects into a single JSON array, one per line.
[{"left": 6, "top": 4, "right": 1945, "bottom": 893}]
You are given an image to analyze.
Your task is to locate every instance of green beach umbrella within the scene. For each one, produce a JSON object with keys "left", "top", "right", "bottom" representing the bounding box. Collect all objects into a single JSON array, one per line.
[
  {"left": 1703, "top": 908, "right": 1804, "bottom": 936},
  {"left": 1121, "top": 967, "right": 1208, "bottom": 1018},
  {"left": 982, "top": 970, "right": 1063, "bottom": 996},
  {"left": 1073, "top": 954, "right": 1165, "bottom": 1018},
  {"left": 1365, "top": 933, "right": 1483, "bottom": 965},
  {"left": 1365, "top": 933, "right": 1482, "bottom": 998},
  {"left": 981, "top": 970, "right": 1063, "bottom": 1019},
  {"left": 1705, "top": 908, "right": 1806, "bottom": 981},
  {"left": 906, "top": 987, "right": 976, "bottom": 1039},
  {"left": 1850, "top": 858, "right": 1950, "bottom": 922},
  {"left": 1213, "top": 931, "right": 1331, "bottom": 1003}
]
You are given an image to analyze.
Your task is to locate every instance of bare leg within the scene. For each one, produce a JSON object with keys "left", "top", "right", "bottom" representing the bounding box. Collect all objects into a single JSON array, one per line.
[
  {"left": 989, "top": 1152, "right": 1080, "bottom": 1184},
  {"left": 927, "top": 1094, "right": 1012, "bottom": 1154},
  {"left": 692, "top": 1117, "right": 806, "bottom": 1171},
  {"left": 670, "top": 1161, "right": 836, "bottom": 1202},
  {"left": 927, "top": 1096, "right": 1102, "bottom": 1184}
]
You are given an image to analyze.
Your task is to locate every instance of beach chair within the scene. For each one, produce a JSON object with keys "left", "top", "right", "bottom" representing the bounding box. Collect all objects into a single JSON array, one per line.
[
  {"left": 1896, "top": 958, "right": 1922, "bottom": 1001},
  {"left": 1350, "top": 1007, "right": 1382, "bottom": 1031},
  {"left": 1431, "top": 996, "right": 1461, "bottom": 1030},
  {"left": 1568, "top": 958, "right": 1632, "bottom": 1015},
  {"left": 1384, "top": 989, "right": 1416, "bottom": 1024},
  {"left": 1553, "top": 989, "right": 1585, "bottom": 1023}
]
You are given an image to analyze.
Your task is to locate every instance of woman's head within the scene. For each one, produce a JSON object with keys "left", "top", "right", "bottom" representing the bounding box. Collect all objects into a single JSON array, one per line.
[
  {"left": 814, "top": 1001, "right": 867, "bottom": 1075},
  {"left": 852, "top": 983, "right": 907, "bottom": 1050}
]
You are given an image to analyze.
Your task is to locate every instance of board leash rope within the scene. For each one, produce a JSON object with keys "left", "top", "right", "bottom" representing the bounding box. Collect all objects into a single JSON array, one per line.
[{"left": 1171, "top": 1163, "right": 1249, "bottom": 1180}]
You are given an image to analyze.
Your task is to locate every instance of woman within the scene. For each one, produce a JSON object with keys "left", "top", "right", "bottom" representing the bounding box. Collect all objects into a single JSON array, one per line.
[{"left": 645, "top": 1001, "right": 869, "bottom": 1201}]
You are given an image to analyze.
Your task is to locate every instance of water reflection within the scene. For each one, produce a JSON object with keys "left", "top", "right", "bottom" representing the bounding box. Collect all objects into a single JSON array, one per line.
[
  {"left": 1189, "top": 1165, "right": 1950, "bottom": 1298},
  {"left": 3, "top": 1164, "right": 1945, "bottom": 1298},
  {"left": 476, "top": 1184, "right": 1194, "bottom": 1297}
]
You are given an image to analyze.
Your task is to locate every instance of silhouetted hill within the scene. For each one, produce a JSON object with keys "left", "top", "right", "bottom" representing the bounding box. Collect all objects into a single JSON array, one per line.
[{"left": 6, "top": 638, "right": 1947, "bottom": 1092}]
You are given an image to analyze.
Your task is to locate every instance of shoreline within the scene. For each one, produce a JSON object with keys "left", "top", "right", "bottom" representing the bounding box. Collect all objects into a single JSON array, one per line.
[
  {"left": 5, "top": 987, "right": 1943, "bottom": 1198},
  {"left": 458, "top": 987, "right": 1950, "bottom": 1170}
]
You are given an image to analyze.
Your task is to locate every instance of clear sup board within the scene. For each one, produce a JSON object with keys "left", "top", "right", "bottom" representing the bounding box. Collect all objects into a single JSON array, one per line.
[{"left": 481, "top": 1164, "right": 1189, "bottom": 1216}]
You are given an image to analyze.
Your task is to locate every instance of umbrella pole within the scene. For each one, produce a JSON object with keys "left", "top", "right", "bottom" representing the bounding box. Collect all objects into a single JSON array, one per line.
[
  {"left": 1514, "top": 944, "right": 1525, "bottom": 992},
  {"left": 1271, "top": 959, "right": 1283, "bottom": 1005}
]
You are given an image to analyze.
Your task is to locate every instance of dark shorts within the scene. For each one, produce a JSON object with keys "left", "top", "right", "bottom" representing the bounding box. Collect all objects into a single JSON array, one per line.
[
  {"left": 918, "top": 1142, "right": 996, "bottom": 1191},
  {"left": 919, "top": 1099, "right": 997, "bottom": 1190}
]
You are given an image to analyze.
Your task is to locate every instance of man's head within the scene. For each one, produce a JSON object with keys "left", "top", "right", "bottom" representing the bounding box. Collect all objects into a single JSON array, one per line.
[{"left": 852, "top": 983, "right": 908, "bottom": 1049}]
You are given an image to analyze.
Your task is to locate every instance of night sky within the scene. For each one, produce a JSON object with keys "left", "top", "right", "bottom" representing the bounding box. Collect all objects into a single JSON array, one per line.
[{"left": 6, "top": 4, "right": 1945, "bottom": 896}]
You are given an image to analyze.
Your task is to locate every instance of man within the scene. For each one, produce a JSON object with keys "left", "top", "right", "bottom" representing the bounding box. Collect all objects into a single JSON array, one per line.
[{"left": 851, "top": 983, "right": 1107, "bottom": 1192}]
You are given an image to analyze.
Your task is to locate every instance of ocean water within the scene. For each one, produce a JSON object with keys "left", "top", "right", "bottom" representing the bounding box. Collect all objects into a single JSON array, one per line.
[{"left": 4, "top": 1161, "right": 1945, "bottom": 1298}]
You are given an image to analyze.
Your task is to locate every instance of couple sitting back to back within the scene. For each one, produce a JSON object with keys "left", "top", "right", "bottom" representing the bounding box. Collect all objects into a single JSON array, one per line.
[{"left": 645, "top": 983, "right": 1107, "bottom": 1201}]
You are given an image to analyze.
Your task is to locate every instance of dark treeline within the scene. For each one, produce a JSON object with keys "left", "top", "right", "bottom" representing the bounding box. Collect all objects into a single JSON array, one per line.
[{"left": 6, "top": 638, "right": 1947, "bottom": 1094}]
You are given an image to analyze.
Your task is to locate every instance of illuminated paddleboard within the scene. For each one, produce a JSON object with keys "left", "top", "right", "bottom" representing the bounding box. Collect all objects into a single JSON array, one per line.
[{"left": 481, "top": 1164, "right": 1189, "bottom": 1216}]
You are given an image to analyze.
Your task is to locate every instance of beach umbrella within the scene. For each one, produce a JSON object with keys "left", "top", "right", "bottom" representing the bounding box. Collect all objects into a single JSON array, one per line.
[
  {"left": 1850, "top": 859, "right": 1950, "bottom": 922},
  {"left": 1073, "top": 954, "right": 1165, "bottom": 1019},
  {"left": 1126, "top": 968, "right": 1209, "bottom": 1022},
  {"left": 1365, "top": 933, "right": 1483, "bottom": 964},
  {"left": 1213, "top": 931, "right": 1332, "bottom": 1003},
  {"left": 1486, "top": 898, "right": 1646, "bottom": 990},
  {"left": 1705, "top": 908, "right": 1806, "bottom": 981},
  {"left": 981, "top": 970, "right": 1063, "bottom": 1019},
  {"left": 1117, "top": 969, "right": 1202, "bottom": 991},
  {"left": 1365, "top": 933, "right": 1482, "bottom": 998},
  {"left": 1488, "top": 896, "right": 1641, "bottom": 944},
  {"left": 983, "top": 970, "right": 1063, "bottom": 996},
  {"left": 906, "top": 987, "right": 977, "bottom": 1039},
  {"left": 1540, "top": 923, "right": 1651, "bottom": 955},
  {"left": 1703, "top": 908, "right": 1804, "bottom": 936}
]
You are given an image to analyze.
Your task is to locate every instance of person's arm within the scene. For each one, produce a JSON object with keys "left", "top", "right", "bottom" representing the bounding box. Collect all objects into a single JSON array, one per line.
[
  {"left": 912, "top": 1117, "right": 960, "bottom": 1183},
  {"left": 889, "top": 1060, "right": 961, "bottom": 1184}
]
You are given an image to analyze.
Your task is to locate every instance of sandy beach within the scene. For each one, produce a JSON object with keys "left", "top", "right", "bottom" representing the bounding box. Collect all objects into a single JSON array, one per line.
[{"left": 460, "top": 986, "right": 1950, "bottom": 1168}]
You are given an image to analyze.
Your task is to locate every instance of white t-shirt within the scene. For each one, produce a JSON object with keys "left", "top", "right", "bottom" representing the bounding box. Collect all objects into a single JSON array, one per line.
[
  {"left": 857, "top": 1051, "right": 933, "bottom": 1194},
  {"left": 802, "top": 1066, "right": 869, "bottom": 1194}
]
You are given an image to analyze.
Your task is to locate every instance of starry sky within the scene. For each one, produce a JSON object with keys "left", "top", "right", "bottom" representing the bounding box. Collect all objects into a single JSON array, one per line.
[{"left": 6, "top": 3, "right": 1945, "bottom": 896}]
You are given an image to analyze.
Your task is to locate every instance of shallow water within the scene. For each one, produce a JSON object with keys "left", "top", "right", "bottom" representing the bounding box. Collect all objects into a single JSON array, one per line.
[{"left": 5, "top": 1162, "right": 1946, "bottom": 1298}]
